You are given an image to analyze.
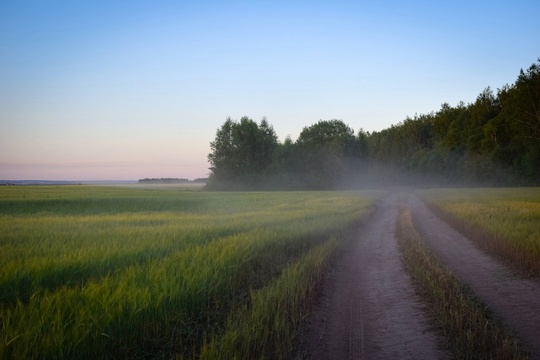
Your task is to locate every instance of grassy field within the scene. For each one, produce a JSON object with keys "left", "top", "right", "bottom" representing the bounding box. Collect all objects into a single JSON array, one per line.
[
  {"left": 0, "top": 186, "right": 377, "bottom": 359},
  {"left": 418, "top": 188, "right": 540, "bottom": 277}
]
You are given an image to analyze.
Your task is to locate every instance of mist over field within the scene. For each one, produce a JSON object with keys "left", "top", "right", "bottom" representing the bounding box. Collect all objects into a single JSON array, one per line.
[{"left": 206, "top": 61, "right": 540, "bottom": 191}]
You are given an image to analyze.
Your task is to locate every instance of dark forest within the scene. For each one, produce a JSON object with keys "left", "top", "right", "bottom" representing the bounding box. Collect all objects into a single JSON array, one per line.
[{"left": 207, "top": 60, "right": 540, "bottom": 190}]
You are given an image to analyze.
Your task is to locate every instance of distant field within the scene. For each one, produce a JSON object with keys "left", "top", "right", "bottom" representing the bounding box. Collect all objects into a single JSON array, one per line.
[
  {"left": 0, "top": 186, "right": 377, "bottom": 359},
  {"left": 419, "top": 188, "right": 540, "bottom": 277},
  {"left": 118, "top": 182, "right": 207, "bottom": 191}
]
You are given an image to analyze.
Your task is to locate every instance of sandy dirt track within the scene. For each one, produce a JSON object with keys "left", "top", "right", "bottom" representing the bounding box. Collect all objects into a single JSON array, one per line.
[
  {"left": 408, "top": 194, "right": 540, "bottom": 359},
  {"left": 298, "top": 192, "right": 540, "bottom": 359},
  {"left": 298, "top": 194, "right": 452, "bottom": 359}
]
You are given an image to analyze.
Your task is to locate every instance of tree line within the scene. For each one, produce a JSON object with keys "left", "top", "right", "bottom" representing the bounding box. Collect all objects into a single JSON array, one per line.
[{"left": 206, "top": 60, "right": 540, "bottom": 190}]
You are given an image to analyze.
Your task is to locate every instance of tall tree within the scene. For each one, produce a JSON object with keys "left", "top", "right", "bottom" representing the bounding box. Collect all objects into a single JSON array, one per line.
[
  {"left": 207, "top": 116, "right": 278, "bottom": 188},
  {"left": 296, "top": 119, "right": 357, "bottom": 189}
]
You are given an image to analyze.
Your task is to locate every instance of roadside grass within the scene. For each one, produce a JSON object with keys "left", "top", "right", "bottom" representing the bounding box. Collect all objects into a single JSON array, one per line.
[
  {"left": 199, "top": 238, "right": 341, "bottom": 360},
  {"left": 396, "top": 206, "right": 527, "bottom": 359},
  {"left": 0, "top": 186, "right": 377, "bottom": 359},
  {"left": 418, "top": 188, "right": 540, "bottom": 277}
]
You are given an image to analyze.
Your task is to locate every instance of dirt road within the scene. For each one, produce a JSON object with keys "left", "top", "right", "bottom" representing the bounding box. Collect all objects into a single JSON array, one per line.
[
  {"left": 298, "top": 194, "right": 451, "bottom": 359},
  {"left": 298, "top": 192, "right": 540, "bottom": 359},
  {"left": 408, "top": 194, "right": 540, "bottom": 358}
]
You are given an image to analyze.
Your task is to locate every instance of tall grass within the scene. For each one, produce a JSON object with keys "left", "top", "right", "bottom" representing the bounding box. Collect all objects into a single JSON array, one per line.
[
  {"left": 419, "top": 188, "right": 540, "bottom": 277},
  {"left": 396, "top": 206, "right": 527, "bottom": 359},
  {"left": 0, "top": 186, "right": 377, "bottom": 359},
  {"left": 200, "top": 238, "right": 341, "bottom": 360}
]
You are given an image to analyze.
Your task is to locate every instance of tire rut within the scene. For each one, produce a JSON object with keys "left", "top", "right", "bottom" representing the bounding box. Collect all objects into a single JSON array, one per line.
[
  {"left": 298, "top": 194, "right": 451, "bottom": 359},
  {"left": 408, "top": 194, "right": 540, "bottom": 359}
]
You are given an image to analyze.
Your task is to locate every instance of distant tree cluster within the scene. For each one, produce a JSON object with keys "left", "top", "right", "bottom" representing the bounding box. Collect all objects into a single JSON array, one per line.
[
  {"left": 191, "top": 178, "right": 209, "bottom": 183},
  {"left": 138, "top": 178, "right": 208, "bottom": 184},
  {"left": 207, "top": 60, "right": 540, "bottom": 190}
]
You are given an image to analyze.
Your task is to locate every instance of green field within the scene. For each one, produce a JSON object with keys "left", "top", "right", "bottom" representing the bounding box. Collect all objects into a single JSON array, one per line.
[
  {"left": 0, "top": 186, "right": 377, "bottom": 359},
  {"left": 418, "top": 188, "right": 540, "bottom": 277}
]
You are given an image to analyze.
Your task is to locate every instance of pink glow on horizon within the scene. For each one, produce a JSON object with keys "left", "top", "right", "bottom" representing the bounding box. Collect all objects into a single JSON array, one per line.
[{"left": 0, "top": 161, "right": 209, "bottom": 181}]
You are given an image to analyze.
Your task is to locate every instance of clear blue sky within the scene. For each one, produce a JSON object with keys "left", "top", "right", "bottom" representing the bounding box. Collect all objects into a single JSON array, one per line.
[{"left": 1, "top": 0, "right": 539, "bottom": 180}]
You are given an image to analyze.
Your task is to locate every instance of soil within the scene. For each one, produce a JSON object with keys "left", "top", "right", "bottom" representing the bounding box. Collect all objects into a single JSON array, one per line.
[
  {"left": 297, "top": 192, "right": 540, "bottom": 359},
  {"left": 408, "top": 194, "right": 540, "bottom": 359},
  {"left": 297, "top": 194, "right": 452, "bottom": 359}
]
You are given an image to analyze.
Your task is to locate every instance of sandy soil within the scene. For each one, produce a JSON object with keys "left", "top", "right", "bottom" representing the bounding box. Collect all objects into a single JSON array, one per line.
[
  {"left": 408, "top": 194, "right": 540, "bottom": 359},
  {"left": 297, "top": 194, "right": 452, "bottom": 359},
  {"left": 298, "top": 192, "right": 540, "bottom": 359}
]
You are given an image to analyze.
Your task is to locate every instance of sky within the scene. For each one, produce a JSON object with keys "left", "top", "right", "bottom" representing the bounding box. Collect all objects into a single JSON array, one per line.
[{"left": 1, "top": 1, "right": 539, "bottom": 180}]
